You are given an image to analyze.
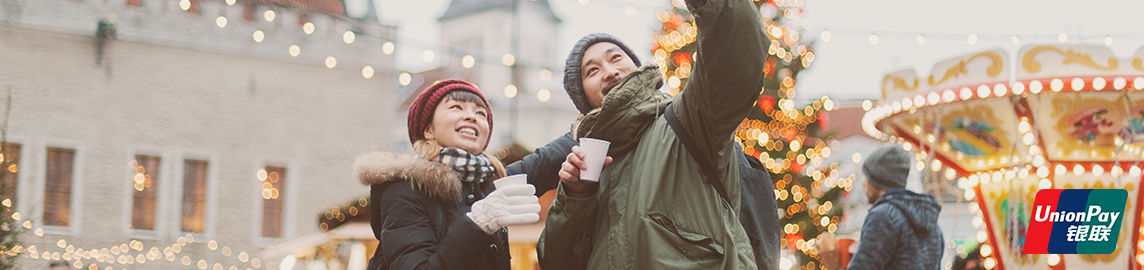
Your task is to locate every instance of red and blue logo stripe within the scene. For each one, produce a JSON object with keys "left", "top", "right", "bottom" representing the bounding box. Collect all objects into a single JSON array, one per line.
[{"left": 1023, "top": 189, "right": 1126, "bottom": 254}]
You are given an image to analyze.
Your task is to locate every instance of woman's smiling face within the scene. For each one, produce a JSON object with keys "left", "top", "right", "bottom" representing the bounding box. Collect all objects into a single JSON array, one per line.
[{"left": 424, "top": 95, "right": 491, "bottom": 154}]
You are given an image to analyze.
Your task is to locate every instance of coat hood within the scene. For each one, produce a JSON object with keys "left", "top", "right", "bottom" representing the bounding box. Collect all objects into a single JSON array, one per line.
[
  {"left": 876, "top": 189, "right": 942, "bottom": 234},
  {"left": 354, "top": 151, "right": 461, "bottom": 203}
]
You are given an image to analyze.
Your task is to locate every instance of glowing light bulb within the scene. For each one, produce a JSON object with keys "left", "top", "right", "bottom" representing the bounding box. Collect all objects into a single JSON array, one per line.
[
  {"left": 303, "top": 22, "right": 315, "bottom": 35},
  {"left": 361, "top": 66, "right": 374, "bottom": 79},
  {"left": 264, "top": 10, "right": 277, "bottom": 22},
  {"left": 252, "top": 30, "right": 265, "bottom": 43},
  {"left": 343, "top": 31, "right": 356, "bottom": 44}
]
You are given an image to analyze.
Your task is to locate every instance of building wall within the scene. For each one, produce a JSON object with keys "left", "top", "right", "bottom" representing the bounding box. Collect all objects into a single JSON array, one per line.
[{"left": 0, "top": 0, "right": 396, "bottom": 268}]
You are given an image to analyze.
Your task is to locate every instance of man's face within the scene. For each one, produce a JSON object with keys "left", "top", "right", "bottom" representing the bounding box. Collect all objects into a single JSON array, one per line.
[
  {"left": 865, "top": 180, "right": 882, "bottom": 204},
  {"left": 580, "top": 42, "right": 638, "bottom": 109}
]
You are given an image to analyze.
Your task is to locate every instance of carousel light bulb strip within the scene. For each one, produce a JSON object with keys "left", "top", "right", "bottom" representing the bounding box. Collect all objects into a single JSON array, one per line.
[
  {"left": 889, "top": 125, "right": 973, "bottom": 177},
  {"left": 973, "top": 181, "right": 1005, "bottom": 270},
  {"left": 864, "top": 76, "right": 1144, "bottom": 141},
  {"left": 1118, "top": 90, "right": 1144, "bottom": 269},
  {"left": 1011, "top": 98, "right": 1057, "bottom": 192},
  {"left": 1131, "top": 170, "right": 1144, "bottom": 268}
]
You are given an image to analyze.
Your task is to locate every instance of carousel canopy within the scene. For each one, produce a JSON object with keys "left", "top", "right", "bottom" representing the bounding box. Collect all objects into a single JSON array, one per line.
[{"left": 864, "top": 44, "right": 1144, "bottom": 176}]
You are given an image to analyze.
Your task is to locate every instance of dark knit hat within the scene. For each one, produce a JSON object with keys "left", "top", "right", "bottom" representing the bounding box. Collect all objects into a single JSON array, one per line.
[
  {"left": 407, "top": 79, "right": 492, "bottom": 143},
  {"left": 862, "top": 145, "right": 912, "bottom": 190},
  {"left": 564, "top": 33, "right": 642, "bottom": 114}
]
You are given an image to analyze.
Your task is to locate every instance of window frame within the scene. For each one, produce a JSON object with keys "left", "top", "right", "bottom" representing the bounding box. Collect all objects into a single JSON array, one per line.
[
  {"left": 176, "top": 150, "right": 218, "bottom": 239},
  {"left": 252, "top": 159, "right": 296, "bottom": 245},
  {"left": 122, "top": 147, "right": 169, "bottom": 239},
  {"left": 40, "top": 141, "right": 84, "bottom": 235}
]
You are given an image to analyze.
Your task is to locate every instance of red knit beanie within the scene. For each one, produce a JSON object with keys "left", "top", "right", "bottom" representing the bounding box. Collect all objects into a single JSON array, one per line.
[{"left": 407, "top": 79, "right": 493, "bottom": 144}]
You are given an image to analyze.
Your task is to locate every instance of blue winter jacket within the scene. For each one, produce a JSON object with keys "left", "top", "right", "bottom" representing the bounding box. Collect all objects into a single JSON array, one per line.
[{"left": 848, "top": 189, "right": 944, "bottom": 270}]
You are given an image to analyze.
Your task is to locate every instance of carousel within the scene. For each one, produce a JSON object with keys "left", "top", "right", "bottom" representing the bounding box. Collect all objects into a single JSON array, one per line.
[{"left": 862, "top": 44, "right": 1144, "bottom": 269}]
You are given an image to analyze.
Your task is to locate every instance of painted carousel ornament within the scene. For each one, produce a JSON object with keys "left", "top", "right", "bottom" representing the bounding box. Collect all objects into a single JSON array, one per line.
[{"left": 863, "top": 44, "right": 1144, "bottom": 269}]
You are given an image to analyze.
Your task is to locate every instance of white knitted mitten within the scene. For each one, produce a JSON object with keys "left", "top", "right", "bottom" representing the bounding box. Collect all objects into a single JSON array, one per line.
[{"left": 467, "top": 184, "right": 541, "bottom": 234}]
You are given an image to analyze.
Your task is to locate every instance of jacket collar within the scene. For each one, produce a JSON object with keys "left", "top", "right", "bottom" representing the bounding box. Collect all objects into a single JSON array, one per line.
[
  {"left": 875, "top": 189, "right": 942, "bottom": 234},
  {"left": 354, "top": 151, "right": 461, "bottom": 203},
  {"left": 572, "top": 65, "right": 671, "bottom": 157}
]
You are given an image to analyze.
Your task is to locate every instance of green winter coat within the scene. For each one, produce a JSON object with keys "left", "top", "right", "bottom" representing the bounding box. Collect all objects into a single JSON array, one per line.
[{"left": 535, "top": 0, "right": 767, "bottom": 269}]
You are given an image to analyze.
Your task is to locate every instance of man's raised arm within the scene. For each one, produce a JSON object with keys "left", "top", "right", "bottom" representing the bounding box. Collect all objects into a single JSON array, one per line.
[{"left": 672, "top": 0, "right": 768, "bottom": 158}]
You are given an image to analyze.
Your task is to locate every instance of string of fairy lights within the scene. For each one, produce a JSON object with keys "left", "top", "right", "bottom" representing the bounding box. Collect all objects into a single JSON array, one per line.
[
  {"left": 0, "top": 195, "right": 268, "bottom": 269},
  {"left": 175, "top": 0, "right": 1144, "bottom": 111},
  {"left": 0, "top": 155, "right": 278, "bottom": 268},
  {"left": 816, "top": 27, "right": 1144, "bottom": 47},
  {"left": 186, "top": 0, "right": 587, "bottom": 105}
]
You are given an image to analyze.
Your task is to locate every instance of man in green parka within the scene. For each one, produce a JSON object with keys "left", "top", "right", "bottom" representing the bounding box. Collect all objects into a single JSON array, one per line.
[{"left": 536, "top": 0, "right": 768, "bottom": 268}]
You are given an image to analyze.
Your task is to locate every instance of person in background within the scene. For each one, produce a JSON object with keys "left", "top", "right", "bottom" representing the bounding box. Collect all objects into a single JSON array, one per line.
[{"left": 829, "top": 145, "right": 944, "bottom": 270}]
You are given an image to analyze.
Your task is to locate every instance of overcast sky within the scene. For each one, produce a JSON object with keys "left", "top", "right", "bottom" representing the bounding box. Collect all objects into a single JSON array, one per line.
[{"left": 377, "top": 0, "right": 1144, "bottom": 102}]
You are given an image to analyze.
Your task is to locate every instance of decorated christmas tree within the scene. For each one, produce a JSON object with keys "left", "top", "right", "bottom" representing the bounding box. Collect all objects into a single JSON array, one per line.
[
  {"left": 0, "top": 90, "right": 21, "bottom": 268},
  {"left": 653, "top": 1, "right": 846, "bottom": 269}
]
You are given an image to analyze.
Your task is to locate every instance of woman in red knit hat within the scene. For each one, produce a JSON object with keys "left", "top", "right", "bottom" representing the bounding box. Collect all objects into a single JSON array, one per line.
[{"left": 354, "top": 80, "right": 541, "bottom": 270}]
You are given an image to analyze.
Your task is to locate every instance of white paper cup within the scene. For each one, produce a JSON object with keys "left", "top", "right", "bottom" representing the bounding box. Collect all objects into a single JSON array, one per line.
[
  {"left": 579, "top": 138, "right": 611, "bottom": 182},
  {"left": 494, "top": 174, "right": 528, "bottom": 189}
]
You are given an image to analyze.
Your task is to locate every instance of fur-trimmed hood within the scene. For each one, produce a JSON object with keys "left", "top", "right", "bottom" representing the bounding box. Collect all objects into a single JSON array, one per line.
[{"left": 354, "top": 151, "right": 461, "bottom": 203}]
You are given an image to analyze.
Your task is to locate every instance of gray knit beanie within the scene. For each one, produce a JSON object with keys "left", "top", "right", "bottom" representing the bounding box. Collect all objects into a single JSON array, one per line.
[
  {"left": 862, "top": 145, "right": 911, "bottom": 190},
  {"left": 564, "top": 33, "right": 643, "bottom": 114}
]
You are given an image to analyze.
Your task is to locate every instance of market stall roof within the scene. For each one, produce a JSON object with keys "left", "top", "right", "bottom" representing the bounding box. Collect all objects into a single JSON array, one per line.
[{"left": 260, "top": 223, "right": 374, "bottom": 259}]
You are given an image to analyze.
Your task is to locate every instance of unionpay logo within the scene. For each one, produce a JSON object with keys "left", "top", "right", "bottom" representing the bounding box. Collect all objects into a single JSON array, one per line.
[{"left": 1023, "top": 189, "right": 1127, "bottom": 254}]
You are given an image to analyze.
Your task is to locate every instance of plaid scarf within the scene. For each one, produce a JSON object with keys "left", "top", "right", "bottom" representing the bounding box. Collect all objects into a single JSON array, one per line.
[{"left": 437, "top": 147, "right": 495, "bottom": 184}]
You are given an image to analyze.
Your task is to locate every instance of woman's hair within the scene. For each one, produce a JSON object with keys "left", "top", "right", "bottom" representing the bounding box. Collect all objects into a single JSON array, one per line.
[
  {"left": 412, "top": 90, "right": 506, "bottom": 179},
  {"left": 441, "top": 89, "right": 488, "bottom": 108}
]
